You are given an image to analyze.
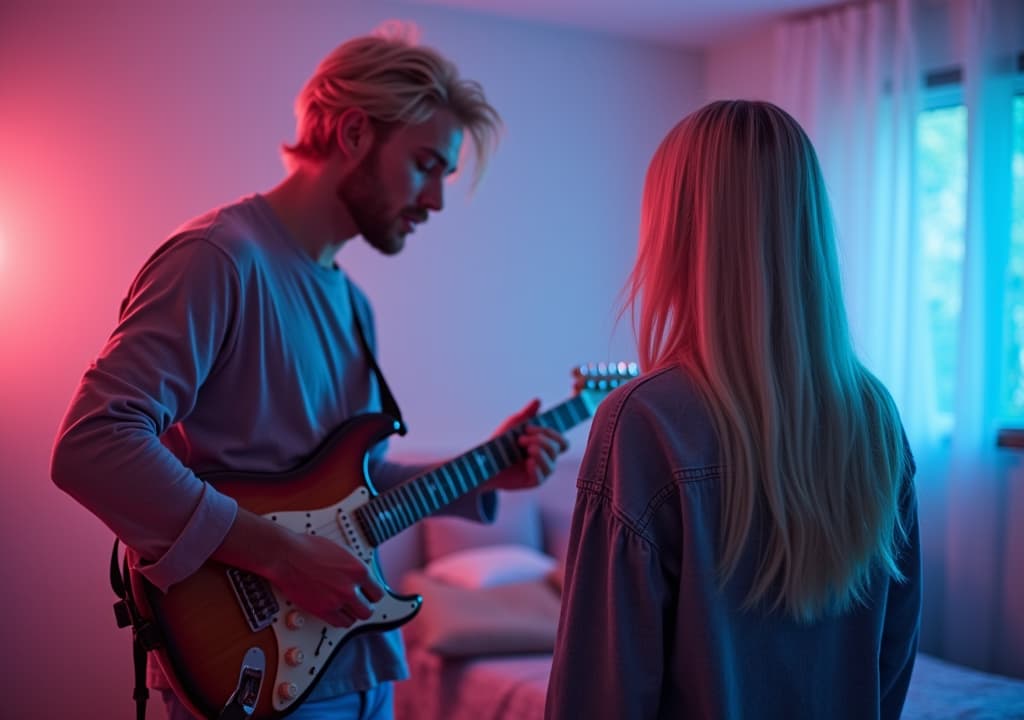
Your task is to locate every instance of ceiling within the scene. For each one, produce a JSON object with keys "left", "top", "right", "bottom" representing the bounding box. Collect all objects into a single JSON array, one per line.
[{"left": 401, "top": 0, "right": 845, "bottom": 48}]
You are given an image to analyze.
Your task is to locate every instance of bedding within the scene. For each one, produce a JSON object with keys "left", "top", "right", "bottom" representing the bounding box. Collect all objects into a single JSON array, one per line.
[{"left": 397, "top": 646, "right": 1024, "bottom": 720}]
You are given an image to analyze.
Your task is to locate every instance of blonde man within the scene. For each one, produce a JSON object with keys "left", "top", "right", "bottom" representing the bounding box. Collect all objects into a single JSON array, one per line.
[
  {"left": 52, "top": 27, "right": 567, "bottom": 720},
  {"left": 547, "top": 100, "right": 920, "bottom": 720}
]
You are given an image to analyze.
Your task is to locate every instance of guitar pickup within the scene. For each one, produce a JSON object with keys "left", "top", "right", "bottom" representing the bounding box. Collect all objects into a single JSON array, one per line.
[{"left": 226, "top": 568, "right": 280, "bottom": 632}]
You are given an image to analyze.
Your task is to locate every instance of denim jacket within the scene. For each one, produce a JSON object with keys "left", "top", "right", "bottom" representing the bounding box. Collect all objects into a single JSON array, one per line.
[{"left": 546, "top": 365, "right": 921, "bottom": 720}]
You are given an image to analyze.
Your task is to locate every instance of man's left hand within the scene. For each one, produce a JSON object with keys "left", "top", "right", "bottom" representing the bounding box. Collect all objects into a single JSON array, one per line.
[{"left": 486, "top": 398, "right": 569, "bottom": 491}]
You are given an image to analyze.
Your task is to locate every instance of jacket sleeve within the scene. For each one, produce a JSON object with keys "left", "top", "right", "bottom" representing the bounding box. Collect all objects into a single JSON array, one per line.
[
  {"left": 546, "top": 486, "right": 668, "bottom": 720},
  {"left": 50, "top": 238, "right": 240, "bottom": 592},
  {"left": 546, "top": 391, "right": 670, "bottom": 720}
]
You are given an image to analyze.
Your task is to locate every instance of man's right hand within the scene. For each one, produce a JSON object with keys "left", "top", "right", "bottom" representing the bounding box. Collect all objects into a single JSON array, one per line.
[
  {"left": 212, "top": 507, "right": 385, "bottom": 628},
  {"left": 271, "top": 530, "right": 386, "bottom": 627}
]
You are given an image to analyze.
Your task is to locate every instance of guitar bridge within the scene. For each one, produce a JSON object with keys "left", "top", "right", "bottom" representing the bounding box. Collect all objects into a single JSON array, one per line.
[{"left": 227, "top": 568, "right": 279, "bottom": 632}]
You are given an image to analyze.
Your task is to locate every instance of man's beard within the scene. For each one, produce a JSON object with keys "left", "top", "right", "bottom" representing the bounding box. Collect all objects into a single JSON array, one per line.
[{"left": 336, "top": 150, "right": 402, "bottom": 256}]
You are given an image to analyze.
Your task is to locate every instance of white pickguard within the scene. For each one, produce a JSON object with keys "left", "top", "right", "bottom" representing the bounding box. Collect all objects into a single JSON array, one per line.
[{"left": 263, "top": 487, "right": 421, "bottom": 711}]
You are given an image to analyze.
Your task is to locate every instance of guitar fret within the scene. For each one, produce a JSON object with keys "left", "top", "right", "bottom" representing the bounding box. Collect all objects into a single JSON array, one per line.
[
  {"left": 456, "top": 455, "right": 476, "bottom": 490},
  {"left": 410, "top": 477, "right": 431, "bottom": 517},
  {"left": 408, "top": 482, "right": 427, "bottom": 523},
  {"left": 461, "top": 454, "right": 479, "bottom": 489},
  {"left": 398, "top": 486, "right": 417, "bottom": 529},
  {"left": 386, "top": 491, "right": 409, "bottom": 535},
  {"left": 554, "top": 403, "right": 569, "bottom": 427},
  {"left": 367, "top": 510, "right": 386, "bottom": 547},
  {"left": 468, "top": 450, "right": 486, "bottom": 485},
  {"left": 565, "top": 399, "right": 582, "bottom": 426},
  {"left": 477, "top": 449, "right": 494, "bottom": 482},
  {"left": 481, "top": 444, "right": 500, "bottom": 474},
  {"left": 454, "top": 455, "right": 473, "bottom": 491},
  {"left": 570, "top": 397, "right": 587, "bottom": 423},
  {"left": 354, "top": 507, "right": 378, "bottom": 546},
  {"left": 554, "top": 405, "right": 573, "bottom": 431},
  {"left": 423, "top": 473, "right": 444, "bottom": 511},
  {"left": 397, "top": 484, "right": 420, "bottom": 527},
  {"left": 378, "top": 495, "right": 399, "bottom": 538},
  {"left": 499, "top": 433, "right": 522, "bottom": 465},
  {"left": 438, "top": 464, "right": 458, "bottom": 500},
  {"left": 493, "top": 435, "right": 512, "bottom": 467}
]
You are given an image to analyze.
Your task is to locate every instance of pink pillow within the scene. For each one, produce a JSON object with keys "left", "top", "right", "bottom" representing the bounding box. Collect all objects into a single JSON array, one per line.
[
  {"left": 423, "top": 544, "right": 557, "bottom": 590},
  {"left": 401, "top": 571, "right": 561, "bottom": 658}
]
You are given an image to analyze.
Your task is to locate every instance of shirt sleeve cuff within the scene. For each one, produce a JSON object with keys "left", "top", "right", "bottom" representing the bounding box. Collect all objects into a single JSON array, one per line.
[{"left": 135, "top": 483, "right": 238, "bottom": 592}]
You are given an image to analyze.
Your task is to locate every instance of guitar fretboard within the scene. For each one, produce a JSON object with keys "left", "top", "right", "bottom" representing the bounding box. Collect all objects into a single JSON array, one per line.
[{"left": 354, "top": 395, "right": 592, "bottom": 547}]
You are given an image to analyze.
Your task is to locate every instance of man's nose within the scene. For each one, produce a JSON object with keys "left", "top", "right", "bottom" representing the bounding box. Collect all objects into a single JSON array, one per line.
[{"left": 420, "top": 176, "right": 444, "bottom": 213}]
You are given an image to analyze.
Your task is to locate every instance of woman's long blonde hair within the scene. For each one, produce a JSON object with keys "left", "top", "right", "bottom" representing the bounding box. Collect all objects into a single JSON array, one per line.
[{"left": 627, "top": 100, "right": 908, "bottom": 622}]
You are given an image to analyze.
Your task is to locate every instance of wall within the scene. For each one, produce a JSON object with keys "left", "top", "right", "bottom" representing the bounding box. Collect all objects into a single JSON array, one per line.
[{"left": 0, "top": 1, "right": 702, "bottom": 717}]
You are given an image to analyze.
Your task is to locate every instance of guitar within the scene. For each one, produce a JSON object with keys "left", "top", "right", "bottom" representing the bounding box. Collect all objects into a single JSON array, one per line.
[{"left": 129, "top": 362, "right": 639, "bottom": 719}]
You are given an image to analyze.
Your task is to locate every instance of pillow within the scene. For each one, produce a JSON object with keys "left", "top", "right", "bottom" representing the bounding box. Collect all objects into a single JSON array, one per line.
[
  {"left": 401, "top": 571, "right": 561, "bottom": 658},
  {"left": 422, "top": 489, "right": 544, "bottom": 562},
  {"left": 423, "top": 544, "right": 557, "bottom": 590}
]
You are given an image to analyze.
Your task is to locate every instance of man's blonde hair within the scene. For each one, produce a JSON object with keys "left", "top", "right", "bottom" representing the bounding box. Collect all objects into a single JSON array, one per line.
[{"left": 284, "top": 23, "right": 502, "bottom": 184}]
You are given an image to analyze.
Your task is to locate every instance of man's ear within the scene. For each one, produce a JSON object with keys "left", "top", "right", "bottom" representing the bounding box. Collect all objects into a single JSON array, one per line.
[{"left": 335, "top": 108, "right": 374, "bottom": 165}]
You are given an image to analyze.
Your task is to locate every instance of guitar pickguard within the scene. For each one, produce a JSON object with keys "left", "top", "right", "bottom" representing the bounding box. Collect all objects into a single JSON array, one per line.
[{"left": 255, "top": 488, "right": 421, "bottom": 711}]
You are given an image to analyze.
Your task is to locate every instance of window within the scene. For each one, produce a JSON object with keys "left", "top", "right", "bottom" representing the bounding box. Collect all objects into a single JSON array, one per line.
[
  {"left": 1003, "top": 93, "right": 1024, "bottom": 418},
  {"left": 917, "top": 67, "right": 1024, "bottom": 432},
  {"left": 917, "top": 97, "right": 966, "bottom": 430}
]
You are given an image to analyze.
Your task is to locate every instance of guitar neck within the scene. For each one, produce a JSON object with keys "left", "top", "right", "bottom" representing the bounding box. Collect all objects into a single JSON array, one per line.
[{"left": 354, "top": 395, "right": 592, "bottom": 547}]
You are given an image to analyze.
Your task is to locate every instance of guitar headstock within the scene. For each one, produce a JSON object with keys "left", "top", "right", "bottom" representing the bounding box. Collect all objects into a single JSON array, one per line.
[{"left": 573, "top": 361, "right": 640, "bottom": 415}]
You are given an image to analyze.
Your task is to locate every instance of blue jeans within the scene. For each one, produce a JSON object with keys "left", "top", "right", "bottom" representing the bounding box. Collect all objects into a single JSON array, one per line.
[{"left": 160, "top": 682, "right": 394, "bottom": 720}]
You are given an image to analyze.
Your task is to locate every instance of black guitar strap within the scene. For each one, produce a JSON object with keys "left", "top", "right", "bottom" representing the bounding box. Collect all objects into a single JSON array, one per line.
[
  {"left": 347, "top": 280, "right": 406, "bottom": 435},
  {"left": 110, "top": 538, "right": 163, "bottom": 720}
]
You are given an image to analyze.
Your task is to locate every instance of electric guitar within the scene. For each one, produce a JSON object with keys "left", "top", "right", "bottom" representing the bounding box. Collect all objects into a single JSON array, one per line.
[{"left": 128, "top": 362, "right": 639, "bottom": 719}]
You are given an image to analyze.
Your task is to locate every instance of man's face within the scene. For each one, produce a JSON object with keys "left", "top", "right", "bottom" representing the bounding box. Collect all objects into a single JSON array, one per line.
[{"left": 337, "top": 108, "right": 464, "bottom": 255}]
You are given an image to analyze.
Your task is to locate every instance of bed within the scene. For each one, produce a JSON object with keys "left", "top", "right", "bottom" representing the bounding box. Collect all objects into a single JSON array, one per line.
[{"left": 377, "top": 457, "right": 1024, "bottom": 720}]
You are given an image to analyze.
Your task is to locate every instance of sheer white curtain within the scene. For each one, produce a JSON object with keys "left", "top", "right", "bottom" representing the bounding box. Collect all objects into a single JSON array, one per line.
[
  {"left": 944, "top": 0, "right": 1024, "bottom": 678},
  {"left": 771, "top": 0, "right": 1024, "bottom": 678}
]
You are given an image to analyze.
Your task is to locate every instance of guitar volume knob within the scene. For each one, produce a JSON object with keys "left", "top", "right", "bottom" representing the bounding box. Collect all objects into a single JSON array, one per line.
[
  {"left": 284, "top": 647, "right": 305, "bottom": 666},
  {"left": 278, "top": 682, "right": 299, "bottom": 701},
  {"left": 285, "top": 610, "right": 305, "bottom": 630}
]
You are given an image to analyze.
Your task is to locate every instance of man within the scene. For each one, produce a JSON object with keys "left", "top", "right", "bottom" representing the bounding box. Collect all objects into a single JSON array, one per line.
[{"left": 51, "top": 26, "right": 568, "bottom": 720}]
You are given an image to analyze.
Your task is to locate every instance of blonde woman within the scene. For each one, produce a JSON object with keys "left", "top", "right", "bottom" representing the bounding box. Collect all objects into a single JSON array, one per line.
[
  {"left": 546, "top": 100, "right": 920, "bottom": 720},
  {"left": 52, "top": 26, "right": 567, "bottom": 720}
]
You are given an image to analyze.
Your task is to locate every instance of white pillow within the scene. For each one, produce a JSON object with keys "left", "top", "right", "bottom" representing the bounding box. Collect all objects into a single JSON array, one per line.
[{"left": 423, "top": 544, "right": 557, "bottom": 590}]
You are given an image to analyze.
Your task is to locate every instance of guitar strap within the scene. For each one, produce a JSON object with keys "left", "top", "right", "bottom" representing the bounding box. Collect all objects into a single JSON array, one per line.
[
  {"left": 109, "top": 538, "right": 163, "bottom": 720},
  {"left": 346, "top": 280, "right": 406, "bottom": 435}
]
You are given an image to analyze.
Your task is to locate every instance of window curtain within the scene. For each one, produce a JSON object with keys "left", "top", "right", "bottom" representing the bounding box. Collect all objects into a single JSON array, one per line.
[{"left": 771, "top": 0, "right": 1024, "bottom": 678}]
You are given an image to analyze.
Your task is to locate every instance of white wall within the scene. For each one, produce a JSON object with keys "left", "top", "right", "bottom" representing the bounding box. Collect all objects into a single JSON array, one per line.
[
  {"left": 0, "top": 1, "right": 702, "bottom": 717},
  {"left": 704, "top": 25, "right": 777, "bottom": 102}
]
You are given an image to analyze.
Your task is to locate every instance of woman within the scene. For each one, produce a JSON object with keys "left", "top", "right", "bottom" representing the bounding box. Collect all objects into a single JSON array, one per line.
[{"left": 545, "top": 100, "right": 920, "bottom": 720}]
